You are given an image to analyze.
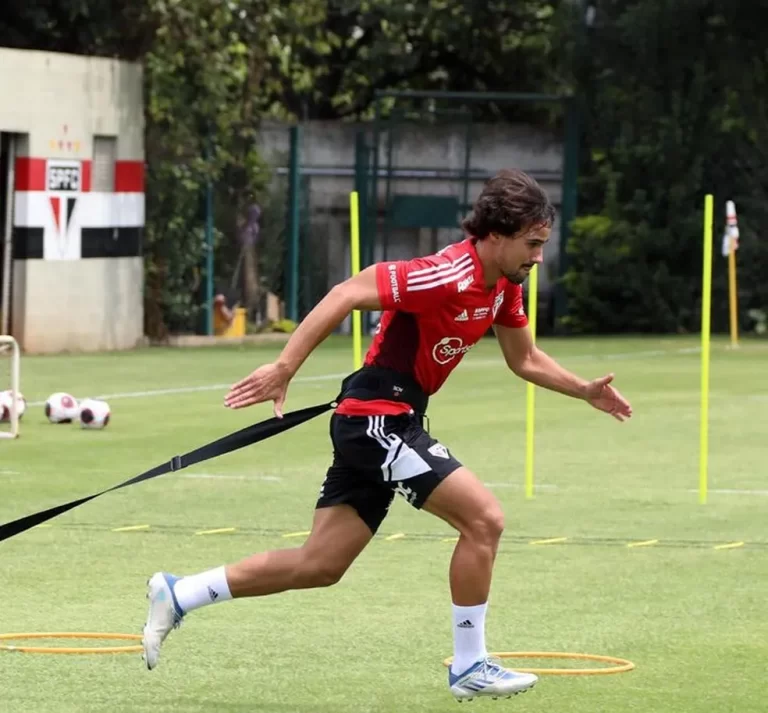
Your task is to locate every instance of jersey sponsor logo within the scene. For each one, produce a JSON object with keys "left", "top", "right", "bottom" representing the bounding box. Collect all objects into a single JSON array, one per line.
[
  {"left": 387, "top": 264, "right": 401, "bottom": 303},
  {"left": 432, "top": 337, "right": 475, "bottom": 365},
  {"left": 473, "top": 307, "right": 490, "bottom": 320},
  {"left": 457, "top": 275, "right": 474, "bottom": 292},
  {"left": 454, "top": 309, "right": 468, "bottom": 322},
  {"left": 428, "top": 443, "right": 450, "bottom": 459},
  {"left": 492, "top": 292, "right": 504, "bottom": 319}
]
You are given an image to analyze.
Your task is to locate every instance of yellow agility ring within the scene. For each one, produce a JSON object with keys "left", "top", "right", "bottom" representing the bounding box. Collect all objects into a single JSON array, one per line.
[
  {"left": 0, "top": 633, "right": 143, "bottom": 655},
  {"left": 443, "top": 651, "right": 635, "bottom": 676}
]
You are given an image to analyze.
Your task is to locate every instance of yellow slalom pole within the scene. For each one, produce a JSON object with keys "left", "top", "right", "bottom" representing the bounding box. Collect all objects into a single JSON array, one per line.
[
  {"left": 728, "top": 241, "right": 739, "bottom": 349},
  {"left": 525, "top": 264, "right": 539, "bottom": 500},
  {"left": 700, "top": 195, "right": 714, "bottom": 505},
  {"left": 349, "top": 192, "right": 363, "bottom": 370}
]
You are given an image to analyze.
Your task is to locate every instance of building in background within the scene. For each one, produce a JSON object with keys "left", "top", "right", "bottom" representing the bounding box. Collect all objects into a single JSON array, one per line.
[{"left": 0, "top": 47, "right": 145, "bottom": 354}]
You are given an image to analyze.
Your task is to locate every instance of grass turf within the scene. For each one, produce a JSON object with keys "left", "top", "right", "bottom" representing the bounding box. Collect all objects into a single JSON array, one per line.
[{"left": 1, "top": 335, "right": 766, "bottom": 712}]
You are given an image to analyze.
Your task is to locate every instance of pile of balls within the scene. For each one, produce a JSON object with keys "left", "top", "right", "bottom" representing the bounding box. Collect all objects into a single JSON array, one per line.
[{"left": 0, "top": 391, "right": 111, "bottom": 429}]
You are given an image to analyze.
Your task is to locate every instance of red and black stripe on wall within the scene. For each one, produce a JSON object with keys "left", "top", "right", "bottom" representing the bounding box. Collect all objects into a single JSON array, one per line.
[{"left": 13, "top": 157, "right": 145, "bottom": 260}]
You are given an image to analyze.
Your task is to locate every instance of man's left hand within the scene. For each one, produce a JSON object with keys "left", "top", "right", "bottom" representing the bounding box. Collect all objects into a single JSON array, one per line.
[{"left": 584, "top": 374, "right": 632, "bottom": 422}]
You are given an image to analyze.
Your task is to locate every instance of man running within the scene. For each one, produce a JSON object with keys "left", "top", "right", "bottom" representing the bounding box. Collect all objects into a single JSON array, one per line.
[{"left": 142, "top": 169, "right": 632, "bottom": 701}]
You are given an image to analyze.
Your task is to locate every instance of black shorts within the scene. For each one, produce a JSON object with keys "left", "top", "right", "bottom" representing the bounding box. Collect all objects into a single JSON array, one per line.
[{"left": 316, "top": 412, "right": 463, "bottom": 534}]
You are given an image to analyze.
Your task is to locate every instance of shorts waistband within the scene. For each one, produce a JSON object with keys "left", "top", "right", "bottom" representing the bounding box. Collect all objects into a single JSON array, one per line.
[{"left": 336, "top": 367, "right": 429, "bottom": 415}]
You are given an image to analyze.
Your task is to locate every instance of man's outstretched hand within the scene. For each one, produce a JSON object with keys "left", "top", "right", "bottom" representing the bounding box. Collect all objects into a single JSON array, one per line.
[
  {"left": 224, "top": 363, "right": 291, "bottom": 418},
  {"left": 584, "top": 374, "right": 632, "bottom": 422}
]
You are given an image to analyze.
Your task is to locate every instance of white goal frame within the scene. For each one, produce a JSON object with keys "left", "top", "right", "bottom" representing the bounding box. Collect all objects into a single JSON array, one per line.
[{"left": 0, "top": 335, "right": 20, "bottom": 439}]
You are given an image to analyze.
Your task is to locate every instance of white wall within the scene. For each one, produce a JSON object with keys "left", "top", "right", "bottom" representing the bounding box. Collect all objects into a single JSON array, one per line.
[
  {"left": 0, "top": 48, "right": 144, "bottom": 160},
  {"left": 12, "top": 258, "right": 143, "bottom": 353}
]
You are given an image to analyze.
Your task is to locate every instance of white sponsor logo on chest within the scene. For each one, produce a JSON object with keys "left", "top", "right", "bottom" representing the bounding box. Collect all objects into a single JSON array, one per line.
[{"left": 432, "top": 337, "right": 475, "bottom": 365}]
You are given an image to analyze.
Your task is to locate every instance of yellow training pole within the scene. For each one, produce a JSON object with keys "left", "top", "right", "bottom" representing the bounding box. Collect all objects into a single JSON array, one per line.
[
  {"left": 525, "top": 264, "right": 539, "bottom": 500},
  {"left": 349, "top": 192, "right": 363, "bottom": 370},
  {"left": 700, "top": 195, "right": 714, "bottom": 505},
  {"left": 728, "top": 238, "right": 739, "bottom": 349}
]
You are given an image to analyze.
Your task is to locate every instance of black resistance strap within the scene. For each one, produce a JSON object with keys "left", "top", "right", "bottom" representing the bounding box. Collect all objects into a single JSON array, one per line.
[{"left": 0, "top": 401, "right": 334, "bottom": 544}]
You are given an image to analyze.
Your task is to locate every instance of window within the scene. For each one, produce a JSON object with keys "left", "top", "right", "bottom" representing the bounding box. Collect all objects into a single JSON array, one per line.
[{"left": 92, "top": 135, "right": 116, "bottom": 192}]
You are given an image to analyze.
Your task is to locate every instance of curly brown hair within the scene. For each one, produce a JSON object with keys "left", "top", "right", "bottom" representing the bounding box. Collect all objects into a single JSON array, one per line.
[{"left": 461, "top": 169, "right": 555, "bottom": 239}]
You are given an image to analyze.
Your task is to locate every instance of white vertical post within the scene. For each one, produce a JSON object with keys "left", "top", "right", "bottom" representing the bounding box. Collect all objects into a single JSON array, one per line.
[
  {"left": 0, "top": 335, "right": 19, "bottom": 439},
  {"left": 2, "top": 135, "right": 16, "bottom": 336}
]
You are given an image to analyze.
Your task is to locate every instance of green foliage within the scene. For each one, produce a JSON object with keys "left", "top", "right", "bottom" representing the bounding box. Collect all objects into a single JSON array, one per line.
[
  {"left": 561, "top": 0, "right": 768, "bottom": 335},
  {"left": 562, "top": 214, "right": 698, "bottom": 334},
  {"left": 274, "top": 0, "right": 562, "bottom": 121},
  {"left": 142, "top": 0, "right": 275, "bottom": 338},
  {"left": 0, "top": 1, "right": 155, "bottom": 59}
]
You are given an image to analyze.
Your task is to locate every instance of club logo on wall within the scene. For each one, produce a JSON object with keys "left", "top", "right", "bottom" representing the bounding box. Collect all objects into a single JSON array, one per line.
[{"left": 46, "top": 160, "right": 81, "bottom": 260}]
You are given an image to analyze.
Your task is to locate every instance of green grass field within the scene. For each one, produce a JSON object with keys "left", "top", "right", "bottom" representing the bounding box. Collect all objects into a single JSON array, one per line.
[{"left": 1, "top": 335, "right": 767, "bottom": 713}]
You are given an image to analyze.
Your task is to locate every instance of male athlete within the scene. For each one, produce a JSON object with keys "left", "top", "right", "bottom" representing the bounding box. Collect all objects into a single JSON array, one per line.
[{"left": 142, "top": 169, "right": 632, "bottom": 701}]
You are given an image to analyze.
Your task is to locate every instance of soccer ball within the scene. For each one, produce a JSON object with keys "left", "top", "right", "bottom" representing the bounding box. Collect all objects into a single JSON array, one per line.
[
  {"left": 45, "top": 392, "right": 80, "bottom": 423},
  {"left": 78, "top": 398, "right": 111, "bottom": 429},
  {"left": 0, "top": 390, "right": 26, "bottom": 422}
]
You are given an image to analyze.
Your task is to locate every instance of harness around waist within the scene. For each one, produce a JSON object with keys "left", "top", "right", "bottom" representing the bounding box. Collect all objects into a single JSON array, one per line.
[{"left": 338, "top": 366, "right": 429, "bottom": 415}]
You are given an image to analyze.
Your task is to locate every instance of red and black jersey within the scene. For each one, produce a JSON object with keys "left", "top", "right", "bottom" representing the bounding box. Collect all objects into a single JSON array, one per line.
[{"left": 336, "top": 239, "right": 528, "bottom": 416}]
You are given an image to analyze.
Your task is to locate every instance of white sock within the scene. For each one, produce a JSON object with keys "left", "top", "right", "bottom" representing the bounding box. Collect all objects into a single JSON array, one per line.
[
  {"left": 173, "top": 566, "right": 233, "bottom": 614},
  {"left": 451, "top": 602, "right": 488, "bottom": 675}
]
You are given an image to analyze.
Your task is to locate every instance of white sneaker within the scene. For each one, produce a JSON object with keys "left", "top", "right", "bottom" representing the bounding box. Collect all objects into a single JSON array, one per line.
[
  {"left": 449, "top": 657, "right": 538, "bottom": 701},
  {"left": 142, "top": 572, "right": 184, "bottom": 670}
]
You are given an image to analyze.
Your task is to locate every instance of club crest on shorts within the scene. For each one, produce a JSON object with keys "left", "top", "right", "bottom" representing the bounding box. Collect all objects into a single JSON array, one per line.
[{"left": 428, "top": 443, "right": 450, "bottom": 459}]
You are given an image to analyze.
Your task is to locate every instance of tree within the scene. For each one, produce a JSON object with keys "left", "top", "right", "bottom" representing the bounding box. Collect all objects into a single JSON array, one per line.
[
  {"left": 264, "top": 0, "right": 562, "bottom": 121},
  {"left": 1, "top": 0, "right": 156, "bottom": 59},
  {"left": 561, "top": 0, "right": 768, "bottom": 334},
  {"left": 142, "top": 0, "right": 277, "bottom": 336}
]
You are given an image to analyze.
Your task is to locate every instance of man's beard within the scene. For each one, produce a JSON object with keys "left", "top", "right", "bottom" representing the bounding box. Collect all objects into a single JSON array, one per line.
[{"left": 504, "top": 266, "right": 534, "bottom": 284}]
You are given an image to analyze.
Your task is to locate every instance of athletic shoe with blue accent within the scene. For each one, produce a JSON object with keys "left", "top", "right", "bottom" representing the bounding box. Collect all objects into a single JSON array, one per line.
[
  {"left": 449, "top": 657, "right": 538, "bottom": 701},
  {"left": 142, "top": 572, "right": 184, "bottom": 670}
]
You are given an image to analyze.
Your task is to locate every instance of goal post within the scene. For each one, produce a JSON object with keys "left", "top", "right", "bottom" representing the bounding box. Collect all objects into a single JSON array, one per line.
[{"left": 0, "top": 335, "right": 20, "bottom": 439}]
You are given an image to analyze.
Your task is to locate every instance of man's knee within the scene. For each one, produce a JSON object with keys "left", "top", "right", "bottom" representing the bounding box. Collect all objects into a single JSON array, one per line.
[
  {"left": 293, "top": 503, "right": 373, "bottom": 589},
  {"left": 423, "top": 467, "right": 505, "bottom": 545},
  {"left": 465, "top": 505, "right": 505, "bottom": 546},
  {"left": 300, "top": 552, "right": 350, "bottom": 587}
]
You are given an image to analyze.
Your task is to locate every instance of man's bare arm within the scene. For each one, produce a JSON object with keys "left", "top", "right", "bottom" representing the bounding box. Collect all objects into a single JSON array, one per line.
[
  {"left": 276, "top": 265, "right": 381, "bottom": 379},
  {"left": 494, "top": 324, "right": 632, "bottom": 420},
  {"left": 224, "top": 265, "right": 381, "bottom": 413},
  {"left": 494, "top": 324, "right": 588, "bottom": 399}
]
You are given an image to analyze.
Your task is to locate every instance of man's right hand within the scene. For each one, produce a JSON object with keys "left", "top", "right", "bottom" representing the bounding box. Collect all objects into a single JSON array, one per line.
[
  {"left": 222, "top": 265, "right": 381, "bottom": 418},
  {"left": 224, "top": 363, "right": 291, "bottom": 417}
]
